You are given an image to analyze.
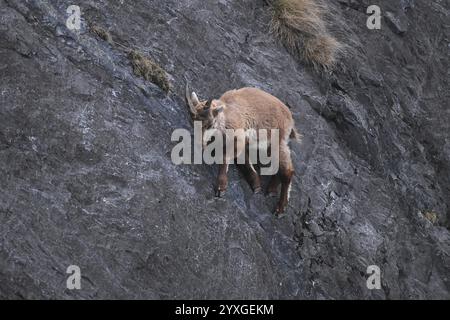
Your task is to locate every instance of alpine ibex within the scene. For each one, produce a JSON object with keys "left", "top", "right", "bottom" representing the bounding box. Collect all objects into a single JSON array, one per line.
[{"left": 185, "top": 84, "right": 299, "bottom": 214}]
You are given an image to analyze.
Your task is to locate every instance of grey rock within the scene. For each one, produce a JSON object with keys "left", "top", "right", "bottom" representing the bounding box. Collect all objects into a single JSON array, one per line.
[
  {"left": 0, "top": 0, "right": 449, "bottom": 299},
  {"left": 385, "top": 11, "right": 409, "bottom": 35}
]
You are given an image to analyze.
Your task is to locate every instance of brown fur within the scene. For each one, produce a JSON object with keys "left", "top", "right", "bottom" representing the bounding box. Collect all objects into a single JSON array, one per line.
[{"left": 186, "top": 85, "right": 299, "bottom": 214}]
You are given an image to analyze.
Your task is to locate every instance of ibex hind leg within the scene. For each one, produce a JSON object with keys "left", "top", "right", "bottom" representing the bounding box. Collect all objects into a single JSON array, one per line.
[
  {"left": 262, "top": 144, "right": 280, "bottom": 197},
  {"left": 274, "top": 145, "right": 294, "bottom": 215}
]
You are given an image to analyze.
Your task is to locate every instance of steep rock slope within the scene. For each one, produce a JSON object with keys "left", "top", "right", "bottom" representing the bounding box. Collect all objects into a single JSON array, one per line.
[{"left": 0, "top": 0, "right": 449, "bottom": 299}]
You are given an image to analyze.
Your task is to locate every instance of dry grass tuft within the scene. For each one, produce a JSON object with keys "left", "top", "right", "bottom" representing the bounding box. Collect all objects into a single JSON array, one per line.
[
  {"left": 129, "top": 50, "right": 170, "bottom": 93},
  {"left": 89, "top": 24, "right": 170, "bottom": 94},
  {"left": 303, "top": 35, "right": 342, "bottom": 70},
  {"left": 90, "top": 25, "right": 113, "bottom": 44},
  {"left": 423, "top": 211, "right": 438, "bottom": 224},
  {"left": 271, "top": 0, "right": 326, "bottom": 35},
  {"left": 270, "top": 0, "right": 342, "bottom": 71}
]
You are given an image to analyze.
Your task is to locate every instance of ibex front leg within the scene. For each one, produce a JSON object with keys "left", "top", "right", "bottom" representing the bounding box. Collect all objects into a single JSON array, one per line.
[
  {"left": 242, "top": 161, "right": 262, "bottom": 193},
  {"left": 215, "top": 163, "right": 229, "bottom": 197}
]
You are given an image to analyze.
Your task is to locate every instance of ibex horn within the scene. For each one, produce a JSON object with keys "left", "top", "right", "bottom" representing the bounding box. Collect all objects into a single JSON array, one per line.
[{"left": 185, "top": 83, "right": 199, "bottom": 115}]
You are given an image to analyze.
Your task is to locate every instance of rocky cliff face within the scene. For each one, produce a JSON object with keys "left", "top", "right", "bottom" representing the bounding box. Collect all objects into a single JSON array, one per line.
[{"left": 0, "top": 0, "right": 449, "bottom": 299}]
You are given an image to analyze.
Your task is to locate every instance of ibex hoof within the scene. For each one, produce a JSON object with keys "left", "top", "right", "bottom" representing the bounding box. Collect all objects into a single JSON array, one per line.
[
  {"left": 274, "top": 204, "right": 286, "bottom": 216},
  {"left": 266, "top": 191, "right": 278, "bottom": 198},
  {"left": 215, "top": 189, "right": 226, "bottom": 198}
]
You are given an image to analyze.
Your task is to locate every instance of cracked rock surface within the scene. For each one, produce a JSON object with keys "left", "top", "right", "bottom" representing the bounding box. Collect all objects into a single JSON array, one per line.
[{"left": 0, "top": 0, "right": 449, "bottom": 299}]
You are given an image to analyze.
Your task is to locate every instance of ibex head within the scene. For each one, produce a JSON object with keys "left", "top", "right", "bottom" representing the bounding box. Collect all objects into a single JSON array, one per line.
[{"left": 185, "top": 84, "right": 224, "bottom": 128}]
